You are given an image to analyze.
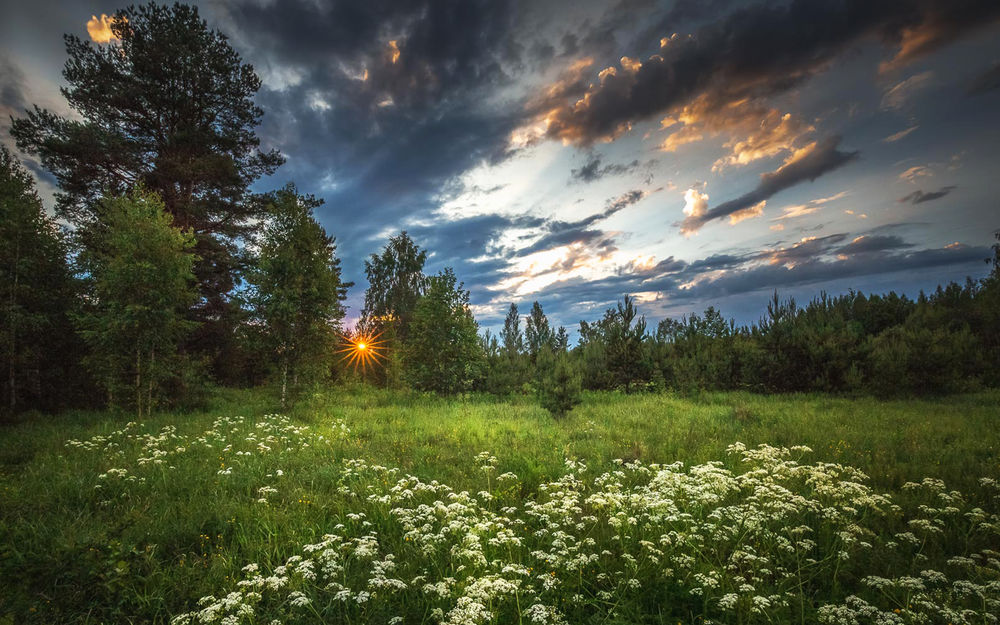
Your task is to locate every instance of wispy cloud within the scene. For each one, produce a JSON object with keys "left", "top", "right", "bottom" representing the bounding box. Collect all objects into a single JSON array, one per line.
[
  {"left": 899, "top": 185, "right": 957, "bottom": 205},
  {"left": 882, "top": 126, "right": 918, "bottom": 143}
]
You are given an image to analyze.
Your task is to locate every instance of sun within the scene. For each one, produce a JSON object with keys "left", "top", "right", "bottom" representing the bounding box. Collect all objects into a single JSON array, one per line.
[{"left": 336, "top": 331, "right": 386, "bottom": 371}]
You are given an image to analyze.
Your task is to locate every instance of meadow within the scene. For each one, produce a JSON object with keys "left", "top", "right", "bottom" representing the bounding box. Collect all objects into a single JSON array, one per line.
[{"left": 1, "top": 388, "right": 998, "bottom": 624}]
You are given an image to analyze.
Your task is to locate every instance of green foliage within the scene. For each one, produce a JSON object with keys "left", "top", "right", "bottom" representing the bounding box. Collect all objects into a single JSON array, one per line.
[
  {"left": 479, "top": 303, "right": 530, "bottom": 395},
  {"left": 244, "top": 184, "right": 349, "bottom": 407},
  {"left": 360, "top": 231, "right": 427, "bottom": 342},
  {"left": 500, "top": 302, "right": 524, "bottom": 356},
  {"left": 0, "top": 148, "right": 81, "bottom": 415},
  {"left": 576, "top": 296, "right": 655, "bottom": 392},
  {"left": 11, "top": 1, "right": 283, "bottom": 370},
  {"left": 403, "top": 268, "right": 483, "bottom": 393},
  {"left": 536, "top": 349, "right": 582, "bottom": 417},
  {"left": 75, "top": 187, "right": 197, "bottom": 415},
  {"left": 639, "top": 280, "right": 999, "bottom": 396},
  {"left": 525, "top": 300, "right": 554, "bottom": 361}
]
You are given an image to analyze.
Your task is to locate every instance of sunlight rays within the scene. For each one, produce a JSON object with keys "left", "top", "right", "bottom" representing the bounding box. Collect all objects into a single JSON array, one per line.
[{"left": 336, "top": 330, "right": 388, "bottom": 371}]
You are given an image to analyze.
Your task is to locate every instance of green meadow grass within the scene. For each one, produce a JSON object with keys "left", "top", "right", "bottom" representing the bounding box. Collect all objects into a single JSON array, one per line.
[{"left": 1, "top": 387, "right": 998, "bottom": 624}]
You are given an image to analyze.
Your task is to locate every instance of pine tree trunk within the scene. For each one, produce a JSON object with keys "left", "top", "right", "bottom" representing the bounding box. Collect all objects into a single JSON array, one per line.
[
  {"left": 281, "top": 360, "right": 288, "bottom": 409},
  {"left": 147, "top": 347, "right": 155, "bottom": 418},
  {"left": 136, "top": 345, "right": 142, "bottom": 418}
]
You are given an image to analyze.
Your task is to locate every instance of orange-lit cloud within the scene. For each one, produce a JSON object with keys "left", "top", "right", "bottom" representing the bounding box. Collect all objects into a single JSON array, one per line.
[
  {"left": 681, "top": 136, "right": 857, "bottom": 235},
  {"left": 772, "top": 191, "right": 848, "bottom": 221},
  {"left": 388, "top": 40, "right": 401, "bottom": 64},
  {"left": 883, "top": 126, "right": 918, "bottom": 143},
  {"left": 681, "top": 187, "right": 708, "bottom": 218},
  {"left": 655, "top": 94, "right": 814, "bottom": 171},
  {"left": 87, "top": 14, "right": 124, "bottom": 44},
  {"left": 728, "top": 200, "right": 766, "bottom": 225},
  {"left": 713, "top": 109, "right": 813, "bottom": 171},
  {"left": 899, "top": 165, "right": 933, "bottom": 183}
]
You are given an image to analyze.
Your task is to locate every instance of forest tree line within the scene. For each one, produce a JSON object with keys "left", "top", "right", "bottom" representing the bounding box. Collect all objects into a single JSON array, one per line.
[{"left": 2, "top": 3, "right": 999, "bottom": 418}]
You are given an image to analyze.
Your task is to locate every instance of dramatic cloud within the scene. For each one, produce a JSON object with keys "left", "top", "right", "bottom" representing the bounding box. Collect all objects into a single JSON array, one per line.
[
  {"left": 837, "top": 235, "right": 912, "bottom": 255},
  {"left": 0, "top": 56, "right": 30, "bottom": 127},
  {"left": 681, "top": 136, "right": 858, "bottom": 235},
  {"left": 6, "top": 0, "right": 1000, "bottom": 331},
  {"left": 514, "top": 233, "right": 989, "bottom": 328},
  {"left": 879, "top": 2, "right": 1000, "bottom": 72},
  {"left": 570, "top": 156, "right": 639, "bottom": 183},
  {"left": 521, "top": 0, "right": 1000, "bottom": 146},
  {"left": 899, "top": 185, "right": 957, "bottom": 205},
  {"left": 682, "top": 187, "right": 709, "bottom": 220},
  {"left": 656, "top": 96, "right": 815, "bottom": 170},
  {"left": 517, "top": 189, "right": 648, "bottom": 255}
]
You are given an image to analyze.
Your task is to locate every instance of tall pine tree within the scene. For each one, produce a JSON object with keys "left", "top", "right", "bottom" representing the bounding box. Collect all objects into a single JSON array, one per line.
[{"left": 11, "top": 2, "right": 283, "bottom": 367}]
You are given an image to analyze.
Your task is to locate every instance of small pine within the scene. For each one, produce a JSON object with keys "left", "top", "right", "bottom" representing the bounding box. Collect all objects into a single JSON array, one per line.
[{"left": 537, "top": 350, "right": 582, "bottom": 418}]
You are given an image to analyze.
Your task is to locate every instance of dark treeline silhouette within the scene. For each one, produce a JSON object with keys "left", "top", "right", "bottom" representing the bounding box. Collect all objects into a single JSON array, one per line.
[{"left": 2, "top": 2, "right": 998, "bottom": 420}]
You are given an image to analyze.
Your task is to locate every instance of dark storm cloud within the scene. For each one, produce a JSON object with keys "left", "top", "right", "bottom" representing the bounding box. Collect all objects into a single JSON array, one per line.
[
  {"left": 836, "top": 235, "right": 912, "bottom": 255},
  {"left": 518, "top": 189, "right": 647, "bottom": 255},
  {"left": 667, "top": 243, "right": 989, "bottom": 301},
  {"left": 539, "top": 0, "right": 1000, "bottom": 145},
  {"left": 569, "top": 156, "right": 640, "bottom": 183},
  {"left": 211, "top": 0, "right": 531, "bottom": 286},
  {"left": 0, "top": 55, "right": 59, "bottom": 189},
  {"left": 407, "top": 213, "right": 545, "bottom": 265},
  {"left": 0, "top": 55, "right": 30, "bottom": 116},
  {"left": 681, "top": 136, "right": 859, "bottom": 234},
  {"left": 967, "top": 61, "right": 1000, "bottom": 95},
  {"left": 899, "top": 185, "right": 958, "bottom": 205}
]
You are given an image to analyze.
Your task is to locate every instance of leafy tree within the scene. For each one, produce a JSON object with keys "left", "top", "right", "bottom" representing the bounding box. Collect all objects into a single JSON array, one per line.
[
  {"left": 11, "top": 2, "right": 283, "bottom": 365},
  {"left": 525, "top": 301, "right": 554, "bottom": 362},
  {"left": 0, "top": 148, "right": 80, "bottom": 414},
  {"left": 75, "top": 187, "right": 197, "bottom": 415},
  {"left": 244, "top": 185, "right": 349, "bottom": 407},
  {"left": 403, "top": 268, "right": 483, "bottom": 393},
  {"left": 360, "top": 231, "right": 427, "bottom": 342},
  {"left": 536, "top": 349, "right": 582, "bottom": 418}
]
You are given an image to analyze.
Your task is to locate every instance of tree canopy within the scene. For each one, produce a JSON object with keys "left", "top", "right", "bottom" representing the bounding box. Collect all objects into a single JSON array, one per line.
[
  {"left": 11, "top": 2, "right": 283, "bottom": 338},
  {"left": 244, "top": 185, "right": 349, "bottom": 406}
]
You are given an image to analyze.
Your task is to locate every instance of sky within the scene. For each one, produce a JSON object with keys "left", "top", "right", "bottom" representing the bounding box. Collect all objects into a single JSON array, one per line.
[{"left": 2, "top": 0, "right": 999, "bottom": 336}]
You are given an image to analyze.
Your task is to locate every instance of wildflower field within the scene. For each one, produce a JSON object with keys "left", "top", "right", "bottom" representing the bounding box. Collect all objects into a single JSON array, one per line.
[{"left": 1, "top": 389, "right": 999, "bottom": 624}]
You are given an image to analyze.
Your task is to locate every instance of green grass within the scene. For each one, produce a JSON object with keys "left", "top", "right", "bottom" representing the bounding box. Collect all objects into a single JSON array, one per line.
[{"left": 1, "top": 387, "right": 998, "bottom": 624}]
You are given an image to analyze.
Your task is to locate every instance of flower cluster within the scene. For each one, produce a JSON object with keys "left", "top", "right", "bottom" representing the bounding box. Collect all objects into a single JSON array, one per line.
[{"left": 160, "top": 441, "right": 999, "bottom": 625}]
